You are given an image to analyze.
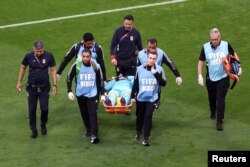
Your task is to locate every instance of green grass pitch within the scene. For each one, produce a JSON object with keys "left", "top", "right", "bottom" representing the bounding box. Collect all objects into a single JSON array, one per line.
[{"left": 0, "top": 0, "right": 250, "bottom": 166}]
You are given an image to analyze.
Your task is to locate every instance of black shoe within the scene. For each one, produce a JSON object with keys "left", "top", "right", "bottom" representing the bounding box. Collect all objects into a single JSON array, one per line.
[
  {"left": 134, "top": 133, "right": 141, "bottom": 140},
  {"left": 90, "top": 135, "right": 100, "bottom": 144},
  {"left": 210, "top": 112, "right": 216, "bottom": 120},
  {"left": 31, "top": 129, "right": 38, "bottom": 138},
  {"left": 216, "top": 123, "right": 223, "bottom": 131},
  {"left": 41, "top": 125, "right": 47, "bottom": 135},
  {"left": 142, "top": 139, "right": 150, "bottom": 146}
]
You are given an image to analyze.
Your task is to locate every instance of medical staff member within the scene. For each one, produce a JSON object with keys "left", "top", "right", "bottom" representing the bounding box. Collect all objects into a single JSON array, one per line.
[
  {"left": 57, "top": 32, "right": 107, "bottom": 81},
  {"left": 138, "top": 38, "right": 182, "bottom": 85},
  {"left": 197, "top": 28, "right": 242, "bottom": 131},
  {"left": 131, "top": 50, "right": 166, "bottom": 146},
  {"left": 66, "top": 48, "right": 104, "bottom": 144},
  {"left": 16, "top": 40, "right": 57, "bottom": 138},
  {"left": 138, "top": 38, "right": 182, "bottom": 109}
]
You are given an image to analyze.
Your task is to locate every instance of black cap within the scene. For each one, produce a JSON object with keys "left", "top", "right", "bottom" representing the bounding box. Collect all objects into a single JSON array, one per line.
[
  {"left": 83, "top": 33, "right": 94, "bottom": 42},
  {"left": 33, "top": 40, "right": 44, "bottom": 49}
]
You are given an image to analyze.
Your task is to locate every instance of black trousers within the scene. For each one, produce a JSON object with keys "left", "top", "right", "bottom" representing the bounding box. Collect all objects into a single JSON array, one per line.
[
  {"left": 135, "top": 101, "right": 155, "bottom": 139},
  {"left": 206, "top": 77, "right": 230, "bottom": 124},
  {"left": 77, "top": 96, "right": 98, "bottom": 136},
  {"left": 27, "top": 90, "right": 50, "bottom": 130},
  {"left": 116, "top": 57, "right": 137, "bottom": 76},
  {"left": 115, "top": 65, "right": 136, "bottom": 76}
]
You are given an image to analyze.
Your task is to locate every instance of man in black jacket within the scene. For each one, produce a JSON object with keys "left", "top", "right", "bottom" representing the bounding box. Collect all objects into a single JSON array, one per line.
[{"left": 110, "top": 15, "right": 143, "bottom": 76}]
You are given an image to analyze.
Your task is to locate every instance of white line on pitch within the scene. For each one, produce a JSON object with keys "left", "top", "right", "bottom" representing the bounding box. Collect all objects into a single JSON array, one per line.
[{"left": 0, "top": 0, "right": 187, "bottom": 29}]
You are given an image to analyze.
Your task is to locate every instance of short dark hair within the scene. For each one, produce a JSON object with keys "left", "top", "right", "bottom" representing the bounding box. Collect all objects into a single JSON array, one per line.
[
  {"left": 83, "top": 32, "right": 94, "bottom": 42},
  {"left": 148, "top": 49, "right": 157, "bottom": 56},
  {"left": 82, "top": 48, "right": 92, "bottom": 56},
  {"left": 124, "top": 15, "right": 134, "bottom": 21},
  {"left": 33, "top": 40, "right": 44, "bottom": 49},
  {"left": 147, "top": 38, "right": 158, "bottom": 45}
]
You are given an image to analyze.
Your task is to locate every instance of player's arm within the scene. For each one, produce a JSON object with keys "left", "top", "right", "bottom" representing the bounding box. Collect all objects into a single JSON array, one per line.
[{"left": 104, "top": 79, "right": 116, "bottom": 91}]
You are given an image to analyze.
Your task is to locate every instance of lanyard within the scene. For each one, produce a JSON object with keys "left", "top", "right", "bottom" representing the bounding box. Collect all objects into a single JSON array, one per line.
[
  {"left": 34, "top": 55, "right": 43, "bottom": 68},
  {"left": 119, "top": 31, "right": 130, "bottom": 42}
]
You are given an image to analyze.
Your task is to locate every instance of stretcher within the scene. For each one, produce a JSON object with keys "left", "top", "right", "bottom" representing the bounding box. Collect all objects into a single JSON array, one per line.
[{"left": 102, "top": 101, "right": 134, "bottom": 114}]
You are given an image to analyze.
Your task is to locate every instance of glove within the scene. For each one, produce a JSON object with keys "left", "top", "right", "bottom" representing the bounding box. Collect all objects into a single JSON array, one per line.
[
  {"left": 238, "top": 67, "right": 242, "bottom": 76},
  {"left": 198, "top": 74, "right": 204, "bottom": 86},
  {"left": 68, "top": 92, "right": 75, "bottom": 101},
  {"left": 57, "top": 74, "right": 61, "bottom": 81},
  {"left": 131, "top": 99, "right": 136, "bottom": 103},
  {"left": 176, "top": 77, "right": 182, "bottom": 85},
  {"left": 100, "top": 95, "right": 105, "bottom": 102}
]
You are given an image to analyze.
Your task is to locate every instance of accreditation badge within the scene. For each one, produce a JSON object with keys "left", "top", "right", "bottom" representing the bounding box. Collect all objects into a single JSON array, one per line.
[
  {"left": 42, "top": 59, "right": 46, "bottom": 64},
  {"left": 130, "top": 36, "right": 134, "bottom": 41}
]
